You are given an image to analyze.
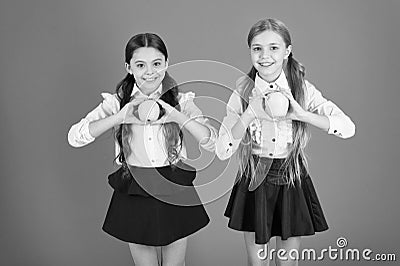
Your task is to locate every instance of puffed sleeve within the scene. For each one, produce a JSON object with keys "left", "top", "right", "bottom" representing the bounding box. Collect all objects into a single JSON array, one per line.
[
  {"left": 305, "top": 80, "right": 356, "bottom": 139},
  {"left": 179, "top": 91, "right": 217, "bottom": 152},
  {"left": 67, "top": 92, "right": 120, "bottom": 147},
  {"left": 215, "top": 90, "right": 244, "bottom": 160}
]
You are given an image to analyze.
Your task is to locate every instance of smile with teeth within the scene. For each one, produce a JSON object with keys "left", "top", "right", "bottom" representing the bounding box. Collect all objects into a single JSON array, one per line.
[
  {"left": 143, "top": 77, "right": 157, "bottom": 82},
  {"left": 259, "top": 62, "right": 274, "bottom": 67}
]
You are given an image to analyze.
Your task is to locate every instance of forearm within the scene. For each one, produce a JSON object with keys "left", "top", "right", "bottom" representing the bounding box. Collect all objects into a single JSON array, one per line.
[
  {"left": 231, "top": 111, "right": 254, "bottom": 140},
  {"left": 175, "top": 113, "right": 211, "bottom": 144},
  {"left": 298, "top": 111, "right": 330, "bottom": 131},
  {"left": 88, "top": 114, "right": 123, "bottom": 138}
]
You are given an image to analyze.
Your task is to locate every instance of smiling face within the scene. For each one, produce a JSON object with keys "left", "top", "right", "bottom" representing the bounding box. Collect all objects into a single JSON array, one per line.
[
  {"left": 250, "top": 30, "right": 292, "bottom": 82},
  {"left": 125, "top": 47, "right": 168, "bottom": 95}
]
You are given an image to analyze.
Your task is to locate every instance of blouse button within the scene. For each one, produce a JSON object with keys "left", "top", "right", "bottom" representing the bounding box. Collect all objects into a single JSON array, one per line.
[
  {"left": 269, "top": 153, "right": 273, "bottom": 157},
  {"left": 269, "top": 85, "right": 274, "bottom": 89},
  {"left": 228, "top": 143, "right": 233, "bottom": 146},
  {"left": 149, "top": 137, "right": 152, "bottom": 141},
  {"left": 333, "top": 130, "right": 337, "bottom": 133},
  {"left": 272, "top": 138, "right": 276, "bottom": 142}
]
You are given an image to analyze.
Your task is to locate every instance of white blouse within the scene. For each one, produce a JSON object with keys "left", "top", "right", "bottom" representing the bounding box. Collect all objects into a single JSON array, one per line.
[
  {"left": 216, "top": 71, "right": 356, "bottom": 160},
  {"left": 68, "top": 84, "right": 217, "bottom": 167}
]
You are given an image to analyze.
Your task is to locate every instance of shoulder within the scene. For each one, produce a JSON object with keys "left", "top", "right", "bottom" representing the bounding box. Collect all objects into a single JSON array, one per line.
[
  {"left": 177, "top": 91, "right": 202, "bottom": 115},
  {"left": 235, "top": 75, "right": 254, "bottom": 95},
  {"left": 303, "top": 79, "right": 331, "bottom": 107},
  {"left": 178, "top": 91, "right": 196, "bottom": 104},
  {"left": 230, "top": 75, "right": 253, "bottom": 102},
  {"left": 99, "top": 92, "right": 120, "bottom": 113},
  {"left": 303, "top": 79, "right": 321, "bottom": 96},
  {"left": 304, "top": 79, "right": 316, "bottom": 90},
  {"left": 100, "top": 92, "right": 120, "bottom": 105},
  {"left": 100, "top": 91, "right": 119, "bottom": 100}
]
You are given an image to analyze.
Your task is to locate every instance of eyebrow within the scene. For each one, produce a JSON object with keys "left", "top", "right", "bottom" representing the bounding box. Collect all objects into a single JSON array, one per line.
[
  {"left": 133, "top": 58, "right": 163, "bottom": 63},
  {"left": 251, "top": 42, "right": 281, "bottom": 47}
]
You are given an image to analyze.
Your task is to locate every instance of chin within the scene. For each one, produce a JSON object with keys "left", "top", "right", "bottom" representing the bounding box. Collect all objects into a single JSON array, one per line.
[
  {"left": 257, "top": 69, "right": 273, "bottom": 77},
  {"left": 257, "top": 68, "right": 280, "bottom": 80},
  {"left": 140, "top": 79, "right": 162, "bottom": 90},
  {"left": 144, "top": 83, "right": 161, "bottom": 92}
]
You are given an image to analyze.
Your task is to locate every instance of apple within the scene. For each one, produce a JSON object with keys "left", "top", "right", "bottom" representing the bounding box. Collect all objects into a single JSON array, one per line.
[
  {"left": 264, "top": 92, "right": 289, "bottom": 118},
  {"left": 137, "top": 100, "right": 160, "bottom": 122}
]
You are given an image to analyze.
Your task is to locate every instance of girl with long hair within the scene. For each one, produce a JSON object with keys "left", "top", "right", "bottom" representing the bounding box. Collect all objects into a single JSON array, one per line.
[
  {"left": 68, "top": 33, "right": 216, "bottom": 266},
  {"left": 216, "top": 18, "right": 355, "bottom": 266}
]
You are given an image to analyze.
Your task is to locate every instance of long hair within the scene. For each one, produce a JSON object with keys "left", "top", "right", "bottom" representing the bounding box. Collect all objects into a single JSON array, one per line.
[
  {"left": 114, "top": 33, "right": 183, "bottom": 176},
  {"left": 237, "top": 18, "right": 309, "bottom": 186}
]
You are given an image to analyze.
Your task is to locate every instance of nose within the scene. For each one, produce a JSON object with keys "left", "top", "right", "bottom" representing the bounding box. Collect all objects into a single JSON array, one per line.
[
  {"left": 145, "top": 64, "right": 154, "bottom": 75},
  {"left": 260, "top": 49, "right": 270, "bottom": 59}
]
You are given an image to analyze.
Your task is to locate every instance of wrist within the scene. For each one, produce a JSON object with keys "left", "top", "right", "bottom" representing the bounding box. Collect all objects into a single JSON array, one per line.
[
  {"left": 297, "top": 111, "right": 311, "bottom": 123},
  {"left": 241, "top": 110, "right": 254, "bottom": 125},
  {"left": 114, "top": 113, "right": 124, "bottom": 125},
  {"left": 174, "top": 111, "right": 188, "bottom": 126}
]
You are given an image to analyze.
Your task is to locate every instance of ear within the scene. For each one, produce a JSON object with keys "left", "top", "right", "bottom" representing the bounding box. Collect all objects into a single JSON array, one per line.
[
  {"left": 284, "top": 45, "right": 292, "bottom": 59},
  {"left": 125, "top": 63, "right": 133, "bottom": 75},
  {"left": 165, "top": 59, "right": 169, "bottom": 70}
]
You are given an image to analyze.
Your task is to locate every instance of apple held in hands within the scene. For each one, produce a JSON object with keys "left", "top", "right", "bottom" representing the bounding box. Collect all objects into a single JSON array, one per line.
[
  {"left": 264, "top": 92, "right": 289, "bottom": 118},
  {"left": 137, "top": 100, "right": 161, "bottom": 122}
]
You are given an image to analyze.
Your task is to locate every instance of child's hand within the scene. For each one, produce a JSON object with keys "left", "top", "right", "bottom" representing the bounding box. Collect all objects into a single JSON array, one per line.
[
  {"left": 245, "top": 96, "right": 276, "bottom": 122},
  {"left": 151, "top": 99, "right": 185, "bottom": 125},
  {"left": 278, "top": 89, "right": 307, "bottom": 121},
  {"left": 117, "top": 98, "right": 146, "bottom": 125}
]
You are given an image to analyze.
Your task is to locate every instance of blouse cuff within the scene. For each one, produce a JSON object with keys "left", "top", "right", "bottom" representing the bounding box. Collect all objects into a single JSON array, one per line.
[
  {"left": 81, "top": 118, "right": 96, "bottom": 141},
  {"left": 216, "top": 128, "right": 242, "bottom": 160},
  {"left": 327, "top": 115, "right": 355, "bottom": 139},
  {"left": 69, "top": 118, "right": 96, "bottom": 147},
  {"left": 200, "top": 125, "right": 217, "bottom": 152},
  {"left": 68, "top": 118, "right": 95, "bottom": 147}
]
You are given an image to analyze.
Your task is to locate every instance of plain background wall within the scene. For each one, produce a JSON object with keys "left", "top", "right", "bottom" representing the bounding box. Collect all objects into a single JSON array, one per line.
[{"left": 1, "top": 0, "right": 399, "bottom": 265}]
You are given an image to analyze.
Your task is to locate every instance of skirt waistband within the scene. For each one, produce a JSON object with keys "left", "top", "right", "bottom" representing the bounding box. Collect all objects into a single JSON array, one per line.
[
  {"left": 108, "top": 161, "right": 197, "bottom": 197},
  {"left": 240, "top": 155, "right": 307, "bottom": 190},
  {"left": 252, "top": 155, "right": 286, "bottom": 171}
]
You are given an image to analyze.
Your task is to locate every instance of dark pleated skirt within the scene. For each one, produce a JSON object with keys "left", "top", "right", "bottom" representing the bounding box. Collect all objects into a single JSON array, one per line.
[
  {"left": 102, "top": 161, "right": 209, "bottom": 246},
  {"left": 224, "top": 157, "right": 328, "bottom": 244}
]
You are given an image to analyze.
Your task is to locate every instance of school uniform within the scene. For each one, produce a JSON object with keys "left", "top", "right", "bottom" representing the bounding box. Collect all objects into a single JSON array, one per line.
[
  {"left": 68, "top": 84, "right": 217, "bottom": 246},
  {"left": 216, "top": 71, "right": 355, "bottom": 244}
]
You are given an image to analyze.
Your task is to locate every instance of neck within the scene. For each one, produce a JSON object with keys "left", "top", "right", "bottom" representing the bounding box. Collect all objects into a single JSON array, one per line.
[
  {"left": 259, "top": 75, "right": 279, "bottom": 83},
  {"left": 136, "top": 83, "right": 161, "bottom": 96},
  {"left": 258, "top": 71, "right": 281, "bottom": 83},
  {"left": 140, "top": 88, "right": 158, "bottom": 96}
]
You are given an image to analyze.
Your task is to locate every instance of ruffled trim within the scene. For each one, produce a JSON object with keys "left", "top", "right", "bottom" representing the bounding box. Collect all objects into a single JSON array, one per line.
[
  {"left": 178, "top": 91, "right": 195, "bottom": 105},
  {"left": 100, "top": 92, "right": 120, "bottom": 115}
]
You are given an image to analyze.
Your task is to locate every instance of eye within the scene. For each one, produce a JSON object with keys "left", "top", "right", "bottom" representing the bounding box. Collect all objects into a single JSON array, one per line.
[
  {"left": 270, "top": 46, "right": 279, "bottom": 51},
  {"left": 252, "top": 47, "right": 261, "bottom": 52},
  {"left": 153, "top": 61, "right": 162, "bottom": 67},
  {"left": 136, "top": 63, "right": 145, "bottom": 68}
]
